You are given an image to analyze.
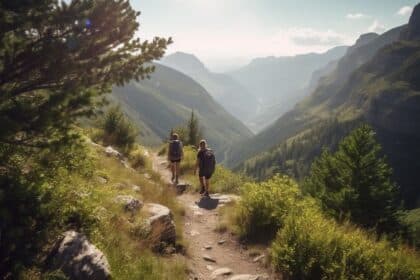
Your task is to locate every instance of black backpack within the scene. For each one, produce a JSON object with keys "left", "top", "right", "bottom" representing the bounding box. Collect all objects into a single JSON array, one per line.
[
  {"left": 202, "top": 149, "right": 216, "bottom": 175},
  {"left": 169, "top": 140, "right": 182, "bottom": 160}
]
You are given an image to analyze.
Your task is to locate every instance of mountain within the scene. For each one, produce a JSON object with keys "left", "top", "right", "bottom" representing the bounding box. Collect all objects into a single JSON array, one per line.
[
  {"left": 227, "top": 6, "right": 420, "bottom": 208},
  {"left": 160, "top": 52, "right": 260, "bottom": 126},
  {"left": 228, "top": 46, "right": 348, "bottom": 129},
  {"left": 111, "top": 63, "right": 253, "bottom": 156}
]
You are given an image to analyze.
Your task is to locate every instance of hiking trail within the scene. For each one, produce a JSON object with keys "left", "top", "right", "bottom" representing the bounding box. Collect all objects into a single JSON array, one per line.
[{"left": 151, "top": 153, "right": 279, "bottom": 280}]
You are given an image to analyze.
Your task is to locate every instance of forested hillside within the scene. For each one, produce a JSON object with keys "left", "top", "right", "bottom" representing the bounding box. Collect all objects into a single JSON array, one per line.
[
  {"left": 231, "top": 5, "right": 420, "bottom": 208},
  {"left": 229, "top": 46, "right": 348, "bottom": 130},
  {"left": 161, "top": 52, "right": 260, "bottom": 127},
  {"left": 112, "top": 63, "right": 253, "bottom": 156}
]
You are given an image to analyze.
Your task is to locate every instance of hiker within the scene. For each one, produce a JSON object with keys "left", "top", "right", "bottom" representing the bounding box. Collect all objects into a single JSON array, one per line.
[
  {"left": 168, "top": 133, "right": 183, "bottom": 184},
  {"left": 195, "top": 139, "right": 216, "bottom": 197}
]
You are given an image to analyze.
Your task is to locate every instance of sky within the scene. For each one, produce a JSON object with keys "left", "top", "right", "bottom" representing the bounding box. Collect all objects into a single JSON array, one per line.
[{"left": 131, "top": 0, "right": 418, "bottom": 71}]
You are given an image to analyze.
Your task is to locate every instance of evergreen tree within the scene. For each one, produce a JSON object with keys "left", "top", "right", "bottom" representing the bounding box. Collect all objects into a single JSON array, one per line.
[
  {"left": 0, "top": 0, "right": 171, "bottom": 151},
  {"left": 187, "top": 110, "right": 201, "bottom": 146},
  {"left": 102, "top": 106, "right": 137, "bottom": 152},
  {"left": 304, "top": 125, "right": 400, "bottom": 233}
]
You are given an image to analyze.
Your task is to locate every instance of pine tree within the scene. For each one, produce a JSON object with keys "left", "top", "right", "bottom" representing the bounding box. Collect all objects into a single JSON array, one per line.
[
  {"left": 304, "top": 125, "right": 400, "bottom": 233},
  {"left": 187, "top": 110, "right": 201, "bottom": 147},
  {"left": 0, "top": 0, "right": 171, "bottom": 150}
]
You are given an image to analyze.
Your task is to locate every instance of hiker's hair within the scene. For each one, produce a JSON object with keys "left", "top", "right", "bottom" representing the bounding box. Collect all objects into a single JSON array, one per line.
[
  {"left": 172, "top": 133, "right": 179, "bottom": 140},
  {"left": 199, "top": 139, "right": 207, "bottom": 148}
]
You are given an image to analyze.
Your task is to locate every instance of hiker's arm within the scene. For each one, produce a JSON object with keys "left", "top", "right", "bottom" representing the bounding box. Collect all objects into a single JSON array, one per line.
[{"left": 194, "top": 159, "right": 199, "bottom": 175}]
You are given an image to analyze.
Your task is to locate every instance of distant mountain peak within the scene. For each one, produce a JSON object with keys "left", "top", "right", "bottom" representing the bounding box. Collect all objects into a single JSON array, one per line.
[
  {"left": 402, "top": 3, "right": 420, "bottom": 40},
  {"left": 161, "top": 51, "right": 208, "bottom": 74}
]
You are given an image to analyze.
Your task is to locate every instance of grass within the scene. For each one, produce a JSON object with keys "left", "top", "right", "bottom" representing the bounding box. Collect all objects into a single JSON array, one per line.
[{"left": 21, "top": 140, "right": 188, "bottom": 279}]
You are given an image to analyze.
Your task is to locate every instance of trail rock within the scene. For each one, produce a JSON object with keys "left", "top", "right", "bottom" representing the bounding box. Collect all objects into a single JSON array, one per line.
[
  {"left": 132, "top": 185, "right": 141, "bottom": 192},
  {"left": 176, "top": 183, "right": 190, "bottom": 194},
  {"left": 211, "top": 194, "right": 240, "bottom": 204},
  {"left": 144, "top": 173, "right": 152, "bottom": 179},
  {"left": 229, "top": 275, "right": 260, "bottom": 280},
  {"left": 49, "top": 231, "right": 111, "bottom": 280},
  {"left": 105, "top": 146, "right": 123, "bottom": 159},
  {"left": 206, "top": 265, "right": 215, "bottom": 271},
  {"left": 113, "top": 182, "right": 127, "bottom": 189},
  {"left": 204, "top": 245, "right": 212, "bottom": 250},
  {"left": 143, "top": 203, "right": 176, "bottom": 245},
  {"left": 203, "top": 254, "right": 216, "bottom": 262},
  {"left": 253, "top": 254, "right": 265, "bottom": 263},
  {"left": 218, "top": 239, "right": 226, "bottom": 245},
  {"left": 95, "top": 176, "right": 108, "bottom": 184},
  {"left": 115, "top": 195, "right": 143, "bottom": 213},
  {"left": 210, "top": 267, "right": 233, "bottom": 279}
]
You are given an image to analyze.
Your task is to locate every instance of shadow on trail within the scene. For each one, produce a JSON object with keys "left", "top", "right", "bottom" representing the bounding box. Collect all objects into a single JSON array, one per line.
[{"left": 196, "top": 196, "right": 219, "bottom": 210}]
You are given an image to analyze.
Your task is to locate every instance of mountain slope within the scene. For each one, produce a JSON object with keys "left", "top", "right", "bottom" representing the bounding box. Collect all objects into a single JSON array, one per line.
[
  {"left": 229, "top": 7, "right": 420, "bottom": 207},
  {"left": 160, "top": 52, "right": 259, "bottom": 126},
  {"left": 112, "top": 64, "right": 253, "bottom": 156},
  {"left": 229, "top": 46, "right": 348, "bottom": 121}
]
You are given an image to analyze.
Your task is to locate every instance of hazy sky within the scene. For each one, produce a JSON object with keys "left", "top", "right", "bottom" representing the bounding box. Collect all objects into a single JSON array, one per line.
[{"left": 131, "top": 0, "right": 417, "bottom": 71}]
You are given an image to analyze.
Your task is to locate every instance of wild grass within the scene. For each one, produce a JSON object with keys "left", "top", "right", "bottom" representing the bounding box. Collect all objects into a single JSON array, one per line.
[
  {"left": 22, "top": 141, "right": 187, "bottom": 279},
  {"left": 234, "top": 175, "right": 420, "bottom": 279}
]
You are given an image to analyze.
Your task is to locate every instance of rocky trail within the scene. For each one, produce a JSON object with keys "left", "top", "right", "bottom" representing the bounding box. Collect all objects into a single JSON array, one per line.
[{"left": 151, "top": 153, "right": 279, "bottom": 280}]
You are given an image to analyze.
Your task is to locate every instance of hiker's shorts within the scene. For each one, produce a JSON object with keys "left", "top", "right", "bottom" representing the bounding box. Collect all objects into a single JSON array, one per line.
[{"left": 199, "top": 171, "right": 212, "bottom": 180}]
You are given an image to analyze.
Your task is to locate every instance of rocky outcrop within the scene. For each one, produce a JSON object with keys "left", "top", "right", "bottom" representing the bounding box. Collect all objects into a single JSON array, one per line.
[
  {"left": 104, "top": 146, "right": 123, "bottom": 159},
  {"left": 49, "top": 231, "right": 111, "bottom": 280},
  {"left": 115, "top": 195, "right": 143, "bottom": 213},
  {"left": 401, "top": 3, "right": 420, "bottom": 40},
  {"left": 143, "top": 203, "right": 176, "bottom": 245}
]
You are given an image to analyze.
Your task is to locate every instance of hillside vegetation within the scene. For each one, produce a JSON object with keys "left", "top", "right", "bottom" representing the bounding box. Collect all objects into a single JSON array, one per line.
[
  {"left": 230, "top": 6, "right": 420, "bottom": 208},
  {"left": 112, "top": 63, "right": 253, "bottom": 158}
]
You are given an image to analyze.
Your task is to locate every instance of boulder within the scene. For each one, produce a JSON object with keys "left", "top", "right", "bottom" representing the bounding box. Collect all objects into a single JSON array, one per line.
[
  {"left": 49, "top": 231, "right": 111, "bottom": 280},
  {"left": 104, "top": 146, "right": 123, "bottom": 159},
  {"left": 132, "top": 184, "right": 141, "bottom": 192},
  {"left": 143, "top": 203, "right": 176, "bottom": 245},
  {"left": 115, "top": 195, "right": 143, "bottom": 213}
]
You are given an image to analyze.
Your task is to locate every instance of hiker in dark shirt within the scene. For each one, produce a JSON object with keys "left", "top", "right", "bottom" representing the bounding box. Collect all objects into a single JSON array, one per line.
[
  {"left": 195, "top": 139, "right": 216, "bottom": 197},
  {"left": 168, "top": 133, "right": 183, "bottom": 184}
]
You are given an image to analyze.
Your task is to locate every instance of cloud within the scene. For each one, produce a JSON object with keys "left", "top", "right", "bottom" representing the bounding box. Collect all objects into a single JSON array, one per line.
[
  {"left": 396, "top": 6, "right": 413, "bottom": 16},
  {"left": 368, "top": 20, "right": 386, "bottom": 33},
  {"left": 286, "top": 27, "right": 349, "bottom": 46},
  {"left": 346, "top": 13, "right": 369, "bottom": 20}
]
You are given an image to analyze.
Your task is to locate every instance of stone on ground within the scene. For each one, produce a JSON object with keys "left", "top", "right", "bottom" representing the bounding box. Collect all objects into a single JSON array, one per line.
[
  {"left": 203, "top": 254, "right": 216, "bottom": 262},
  {"left": 105, "top": 146, "right": 123, "bottom": 159},
  {"left": 115, "top": 195, "right": 143, "bottom": 212},
  {"left": 210, "top": 267, "right": 233, "bottom": 279},
  {"left": 49, "top": 231, "right": 111, "bottom": 280},
  {"left": 228, "top": 275, "right": 260, "bottom": 280},
  {"left": 253, "top": 254, "right": 265, "bottom": 263},
  {"left": 143, "top": 203, "right": 176, "bottom": 245}
]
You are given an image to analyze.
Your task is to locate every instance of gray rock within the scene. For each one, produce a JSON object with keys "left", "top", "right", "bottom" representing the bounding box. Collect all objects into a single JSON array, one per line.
[
  {"left": 105, "top": 146, "right": 123, "bottom": 159},
  {"left": 211, "top": 267, "right": 233, "bottom": 279},
  {"left": 95, "top": 176, "right": 108, "bottom": 184},
  {"left": 203, "top": 254, "right": 216, "bottom": 262},
  {"left": 143, "top": 203, "right": 176, "bottom": 245},
  {"left": 115, "top": 195, "right": 143, "bottom": 213},
  {"left": 253, "top": 254, "right": 265, "bottom": 263},
  {"left": 229, "top": 275, "right": 260, "bottom": 280},
  {"left": 49, "top": 231, "right": 111, "bottom": 280},
  {"left": 218, "top": 239, "right": 226, "bottom": 245},
  {"left": 144, "top": 173, "right": 152, "bottom": 179},
  {"left": 204, "top": 245, "right": 212, "bottom": 250},
  {"left": 132, "top": 185, "right": 141, "bottom": 192}
]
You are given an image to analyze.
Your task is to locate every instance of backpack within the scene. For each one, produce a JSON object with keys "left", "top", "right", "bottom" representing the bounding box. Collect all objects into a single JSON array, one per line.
[
  {"left": 202, "top": 149, "right": 216, "bottom": 175},
  {"left": 169, "top": 140, "right": 182, "bottom": 160}
]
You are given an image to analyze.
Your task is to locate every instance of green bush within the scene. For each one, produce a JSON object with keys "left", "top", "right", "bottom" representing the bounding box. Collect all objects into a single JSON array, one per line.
[
  {"left": 235, "top": 175, "right": 306, "bottom": 241},
  {"left": 101, "top": 106, "right": 138, "bottom": 152},
  {"left": 272, "top": 207, "right": 420, "bottom": 279},
  {"left": 211, "top": 166, "right": 249, "bottom": 194},
  {"left": 128, "top": 147, "right": 148, "bottom": 170}
]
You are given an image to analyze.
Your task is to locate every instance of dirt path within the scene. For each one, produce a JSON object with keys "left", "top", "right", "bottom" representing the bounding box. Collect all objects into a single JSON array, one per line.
[{"left": 151, "top": 153, "right": 278, "bottom": 280}]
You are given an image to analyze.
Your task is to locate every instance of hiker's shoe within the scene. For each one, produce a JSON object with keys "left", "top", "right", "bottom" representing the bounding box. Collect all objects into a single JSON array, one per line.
[
  {"left": 175, "top": 177, "right": 179, "bottom": 184},
  {"left": 204, "top": 191, "right": 210, "bottom": 197},
  {"left": 199, "top": 186, "right": 205, "bottom": 194}
]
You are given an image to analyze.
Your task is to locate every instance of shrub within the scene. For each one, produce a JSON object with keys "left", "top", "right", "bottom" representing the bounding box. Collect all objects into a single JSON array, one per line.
[
  {"left": 101, "top": 106, "right": 138, "bottom": 152},
  {"left": 129, "top": 147, "right": 148, "bottom": 170},
  {"left": 272, "top": 207, "right": 420, "bottom": 279},
  {"left": 210, "top": 166, "right": 249, "bottom": 194},
  {"left": 235, "top": 175, "right": 306, "bottom": 241}
]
